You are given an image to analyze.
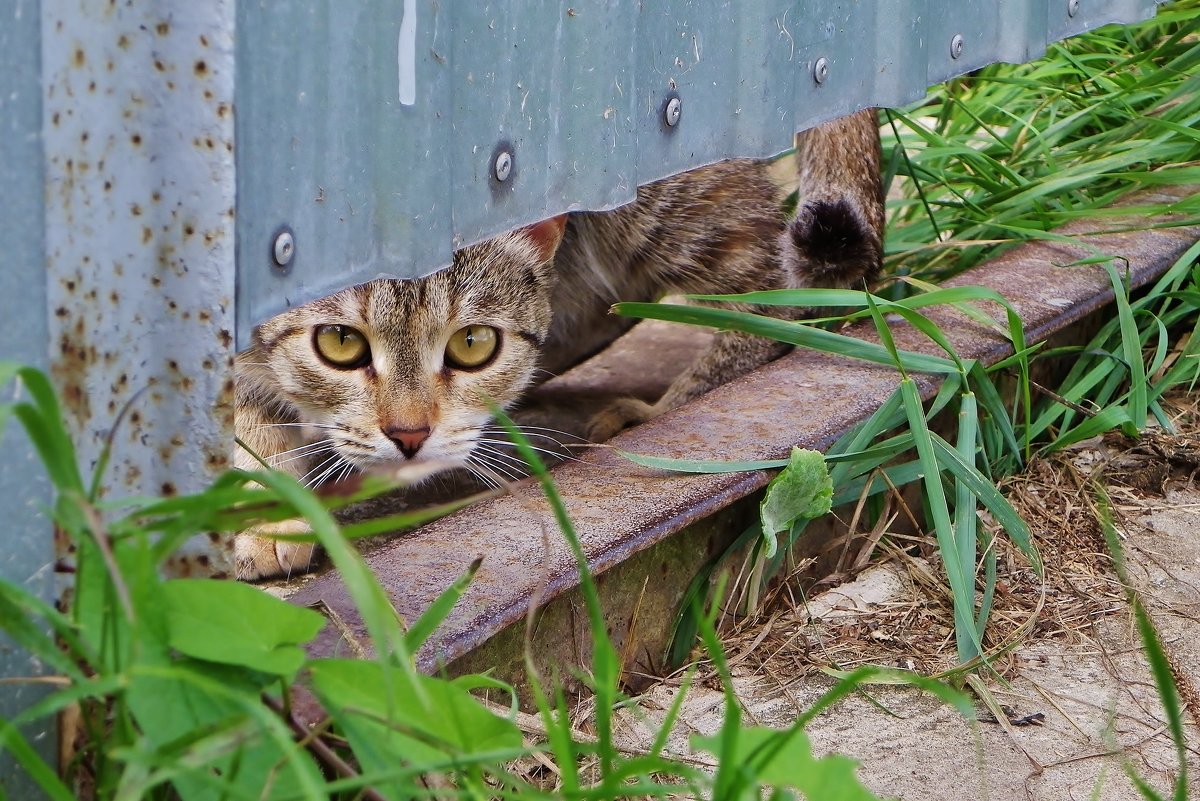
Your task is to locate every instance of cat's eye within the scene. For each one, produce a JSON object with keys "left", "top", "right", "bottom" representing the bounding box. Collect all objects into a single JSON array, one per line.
[
  {"left": 313, "top": 324, "right": 371, "bottom": 369},
  {"left": 445, "top": 325, "right": 499, "bottom": 369}
]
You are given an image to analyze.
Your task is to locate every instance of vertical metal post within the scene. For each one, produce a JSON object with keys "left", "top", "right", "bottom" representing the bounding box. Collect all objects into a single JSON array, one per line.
[{"left": 40, "top": 0, "right": 239, "bottom": 574}]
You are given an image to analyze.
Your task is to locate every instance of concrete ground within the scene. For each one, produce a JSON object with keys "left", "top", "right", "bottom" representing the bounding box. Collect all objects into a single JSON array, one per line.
[{"left": 611, "top": 434, "right": 1200, "bottom": 800}]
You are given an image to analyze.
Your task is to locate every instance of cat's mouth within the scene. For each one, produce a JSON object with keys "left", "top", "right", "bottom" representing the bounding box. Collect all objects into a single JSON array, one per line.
[{"left": 330, "top": 434, "right": 479, "bottom": 487}]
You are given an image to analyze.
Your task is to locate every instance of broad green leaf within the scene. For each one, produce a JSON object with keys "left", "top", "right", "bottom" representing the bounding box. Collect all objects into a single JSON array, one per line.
[
  {"left": 126, "top": 660, "right": 325, "bottom": 801},
  {"left": 308, "top": 658, "right": 522, "bottom": 793},
  {"left": 693, "top": 726, "right": 878, "bottom": 801},
  {"left": 759, "top": 448, "right": 833, "bottom": 559},
  {"left": 162, "top": 579, "right": 324, "bottom": 680}
]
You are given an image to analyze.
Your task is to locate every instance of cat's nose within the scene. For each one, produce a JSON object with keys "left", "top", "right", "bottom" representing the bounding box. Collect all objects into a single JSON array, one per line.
[{"left": 382, "top": 426, "right": 430, "bottom": 459}]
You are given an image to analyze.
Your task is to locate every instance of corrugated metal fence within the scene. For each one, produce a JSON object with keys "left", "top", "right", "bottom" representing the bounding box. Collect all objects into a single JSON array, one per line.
[{"left": 0, "top": 0, "right": 1164, "bottom": 791}]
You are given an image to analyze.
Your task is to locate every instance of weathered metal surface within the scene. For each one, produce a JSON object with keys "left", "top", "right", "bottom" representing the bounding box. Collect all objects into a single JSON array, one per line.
[
  {"left": 41, "top": 0, "right": 238, "bottom": 575},
  {"left": 288, "top": 184, "right": 1200, "bottom": 673},
  {"left": 448, "top": 502, "right": 761, "bottom": 700},
  {"left": 234, "top": 0, "right": 1163, "bottom": 346},
  {"left": 0, "top": 0, "right": 54, "bottom": 789}
]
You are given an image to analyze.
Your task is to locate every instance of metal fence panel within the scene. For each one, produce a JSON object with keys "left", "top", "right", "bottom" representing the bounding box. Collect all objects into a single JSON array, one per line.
[{"left": 235, "top": 0, "right": 1167, "bottom": 346}]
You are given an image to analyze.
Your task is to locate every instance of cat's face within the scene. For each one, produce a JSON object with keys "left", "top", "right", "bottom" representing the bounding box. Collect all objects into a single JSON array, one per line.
[{"left": 241, "top": 220, "right": 564, "bottom": 482}]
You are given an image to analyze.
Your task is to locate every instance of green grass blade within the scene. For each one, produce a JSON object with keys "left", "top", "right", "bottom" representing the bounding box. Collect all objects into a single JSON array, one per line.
[
  {"left": 1132, "top": 599, "right": 1189, "bottom": 801},
  {"left": 929, "top": 433, "right": 1041, "bottom": 575},
  {"left": 248, "top": 470, "right": 410, "bottom": 667},
  {"left": 970, "top": 362, "right": 1023, "bottom": 468},
  {"left": 490, "top": 407, "right": 622, "bottom": 782},
  {"left": 865, "top": 291, "right": 907, "bottom": 377},
  {"left": 899, "top": 379, "right": 981, "bottom": 662},
  {"left": 954, "top": 392, "right": 981, "bottom": 617},
  {"left": 403, "top": 558, "right": 481, "bottom": 653},
  {"left": 614, "top": 301, "right": 958, "bottom": 374},
  {"left": 1104, "top": 261, "right": 1148, "bottom": 430},
  {"left": 0, "top": 719, "right": 76, "bottom": 801},
  {"left": 831, "top": 461, "right": 927, "bottom": 507}
]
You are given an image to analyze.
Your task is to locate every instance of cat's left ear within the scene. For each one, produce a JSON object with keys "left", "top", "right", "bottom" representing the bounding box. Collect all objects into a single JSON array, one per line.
[{"left": 521, "top": 214, "right": 568, "bottom": 263}]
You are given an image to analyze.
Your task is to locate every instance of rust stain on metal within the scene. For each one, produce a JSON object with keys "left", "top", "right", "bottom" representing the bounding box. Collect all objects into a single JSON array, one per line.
[{"left": 289, "top": 185, "right": 1200, "bottom": 671}]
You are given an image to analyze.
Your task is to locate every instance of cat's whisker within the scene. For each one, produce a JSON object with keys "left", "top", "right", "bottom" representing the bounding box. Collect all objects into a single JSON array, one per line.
[
  {"left": 473, "top": 444, "right": 532, "bottom": 473},
  {"left": 470, "top": 454, "right": 523, "bottom": 483},
  {"left": 478, "top": 435, "right": 585, "bottom": 457},
  {"left": 298, "top": 453, "right": 341, "bottom": 488},
  {"left": 334, "top": 461, "right": 356, "bottom": 486},
  {"left": 307, "top": 456, "right": 349, "bottom": 489},
  {"left": 483, "top": 424, "right": 589, "bottom": 443},
  {"left": 255, "top": 422, "right": 344, "bottom": 432},
  {"left": 469, "top": 451, "right": 524, "bottom": 483},
  {"left": 484, "top": 423, "right": 579, "bottom": 436},
  {"left": 479, "top": 430, "right": 575, "bottom": 447},
  {"left": 475, "top": 437, "right": 586, "bottom": 465},
  {"left": 463, "top": 459, "right": 503, "bottom": 491},
  {"left": 268, "top": 440, "right": 338, "bottom": 467}
]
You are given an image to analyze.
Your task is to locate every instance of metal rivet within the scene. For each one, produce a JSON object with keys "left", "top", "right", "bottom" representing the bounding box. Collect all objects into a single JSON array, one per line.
[
  {"left": 664, "top": 96, "right": 682, "bottom": 127},
  {"left": 950, "top": 34, "right": 965, "bottom": 59},
  {"left": 493, "top": 149, "right": 513, "bottom": 182},
  {"left": 1067, "top": 0, "right": 1080, "bottom": 16},
  {"left": 272, "top": 229, "right": 294, "bottom": 268},
  {"left": 813, "top": 57, "right": 829, "bottom": 85}
]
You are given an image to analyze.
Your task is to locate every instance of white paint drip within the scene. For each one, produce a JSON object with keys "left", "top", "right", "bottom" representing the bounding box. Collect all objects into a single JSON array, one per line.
[{"left": 398, "top": 0, "right": 416, "bottom": 106}]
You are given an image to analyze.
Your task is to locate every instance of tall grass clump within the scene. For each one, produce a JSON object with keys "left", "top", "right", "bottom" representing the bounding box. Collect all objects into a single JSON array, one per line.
[
  {"left": 884, "top": 0, "right": 1200, "bottom": 284},
  {"left": 0, "top": 361, "right": 972, "bottom": 799},
  {"left": 617, "top": 0, "right": 1200, "bottom": 669}
]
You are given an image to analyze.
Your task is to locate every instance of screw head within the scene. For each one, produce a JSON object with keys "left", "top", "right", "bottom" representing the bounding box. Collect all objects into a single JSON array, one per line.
[
  {"left": 950, "top": 34, "right": 965, "bottom": 59},
  {"left": 1067, "top": 0, "right": 1080, "bottom": 16},
  {"left": 272, "top": 229, "right": 295, "bottom": 268},
  {"left": 813, "top": 57, "right": 829, "bottom": 85},
  {"left": 493, "top": 149, "right": 513, "bottom": 182},
  {"left": 664, "top": 96, "right": 682, "bottom": 127}
]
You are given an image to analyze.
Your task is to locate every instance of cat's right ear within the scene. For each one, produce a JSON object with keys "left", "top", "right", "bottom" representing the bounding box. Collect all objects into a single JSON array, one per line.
[{"left": 521, "top": 214, "right": 568, "bottom": 263}]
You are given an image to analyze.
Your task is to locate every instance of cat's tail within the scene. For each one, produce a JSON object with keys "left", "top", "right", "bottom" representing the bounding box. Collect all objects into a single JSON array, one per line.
[{"left": 781, "top": 108, "right": 884, "bottom": 290}]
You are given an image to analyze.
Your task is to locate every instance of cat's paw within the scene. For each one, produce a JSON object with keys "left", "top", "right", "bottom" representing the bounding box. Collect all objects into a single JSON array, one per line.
[
  {"left": 233, "top": 518, "right": 318, "bottom": 581},
  {"left": 587, "top": 397, "right": 658, "bottom": 442}
]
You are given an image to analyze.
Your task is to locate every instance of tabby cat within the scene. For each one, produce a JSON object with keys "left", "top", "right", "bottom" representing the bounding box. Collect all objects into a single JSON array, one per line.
[{"left": 234, "top": 109, "right": 883, "bottom": 579}]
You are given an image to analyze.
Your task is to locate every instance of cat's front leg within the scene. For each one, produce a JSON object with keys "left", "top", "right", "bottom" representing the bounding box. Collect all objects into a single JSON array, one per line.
[
  {"left": 233, "top": 518, "right": 316, "bottom": 581},
  {"left": 232, "top": 392, "right": 319, "bottom": 580}
]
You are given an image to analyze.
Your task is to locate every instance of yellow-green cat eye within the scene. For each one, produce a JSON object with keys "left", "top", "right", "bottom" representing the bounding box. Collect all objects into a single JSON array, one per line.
[
  {"left": 313, "top": 324, "right": 371, "bottom": 369},
  {"left": 445, "top": 325, "right": 499, "bottom": 369}
]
